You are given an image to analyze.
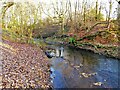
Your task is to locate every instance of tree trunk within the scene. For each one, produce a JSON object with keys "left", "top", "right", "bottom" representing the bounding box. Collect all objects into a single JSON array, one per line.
[
  {"left": 2, "top": 2, "right": 14, "bottom": 28},
  {"left": 117, "top": 1, "right": 120, "bottom": 58},
  {"left": 107, "top": 0, "right": 112, "bottom": 29},
  {"left": 95, "top": 0, "right": 98, "bottom": 21}
]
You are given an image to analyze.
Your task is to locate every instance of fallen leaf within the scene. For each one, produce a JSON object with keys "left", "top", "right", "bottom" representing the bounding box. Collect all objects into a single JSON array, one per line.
[
  {"left": 81, "top": 73, "right": 89, "bottom": 78},
  {"left": 93, "top": 82, "right": 102, "bottom": 86}
]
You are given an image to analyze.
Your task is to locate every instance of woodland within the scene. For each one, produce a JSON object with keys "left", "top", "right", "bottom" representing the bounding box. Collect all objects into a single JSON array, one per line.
[{"left": 0, "top": 0, "right": 120, "bottom": 88}]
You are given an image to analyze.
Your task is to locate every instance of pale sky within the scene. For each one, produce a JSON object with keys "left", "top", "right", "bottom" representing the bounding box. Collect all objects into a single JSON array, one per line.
[
  {"left": 31, "top": 0, "right": 119, "bottom": 19},
  {"left": 1, "top": 0, "right": 119, "bottom": 19}
]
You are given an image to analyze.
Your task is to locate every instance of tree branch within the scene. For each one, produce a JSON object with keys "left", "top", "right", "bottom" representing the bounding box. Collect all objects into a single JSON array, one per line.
[
  {"left": 87, "top": 21, "right": 108, "bottom": 32},
  {"left": 77, "top": 30, "right": 109, "bottom": 41},
  {"left": 2, "top": 2, "right": 14, "bottom": 28}
]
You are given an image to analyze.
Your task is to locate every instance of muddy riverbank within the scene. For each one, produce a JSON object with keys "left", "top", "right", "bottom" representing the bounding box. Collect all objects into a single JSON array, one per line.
[{"left": 44, "top": 37, "right": 120, "bottom": 60}]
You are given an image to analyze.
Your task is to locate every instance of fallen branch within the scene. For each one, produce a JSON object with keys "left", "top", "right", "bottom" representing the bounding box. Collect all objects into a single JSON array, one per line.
[
  {"left": 86, "top": 21, "right": 108, "bottom": 32},
  {"left": 77, "top": 31, "right": 109, "bottom": 41},
  {"left": 77, "top": 42, "right": 118, "bottom": 49},
  {"left": 77, "top": 42, "right": 119, "bottom": 59}
]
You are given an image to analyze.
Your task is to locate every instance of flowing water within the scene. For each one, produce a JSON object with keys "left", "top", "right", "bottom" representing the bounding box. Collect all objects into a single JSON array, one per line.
[{"left": 48, "top": 45, "right": 120, "bottom": 88}]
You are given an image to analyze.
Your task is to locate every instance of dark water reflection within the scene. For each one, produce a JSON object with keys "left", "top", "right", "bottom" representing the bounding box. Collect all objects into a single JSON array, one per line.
[{"left": 49, "top": 46, "right": 120, "bottom": 88}]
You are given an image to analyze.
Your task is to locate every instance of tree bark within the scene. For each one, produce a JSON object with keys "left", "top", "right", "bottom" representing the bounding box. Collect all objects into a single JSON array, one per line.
[{"left": 95, "top": 0, "right": 98, "bottom": 21}]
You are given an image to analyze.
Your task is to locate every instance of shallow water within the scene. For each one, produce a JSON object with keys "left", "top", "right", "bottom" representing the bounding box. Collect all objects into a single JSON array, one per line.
[{"left": 48, "top": 45, "right": 120, "bottom": 88}]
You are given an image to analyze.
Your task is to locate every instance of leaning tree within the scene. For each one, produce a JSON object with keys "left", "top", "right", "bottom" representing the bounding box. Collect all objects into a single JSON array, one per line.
[{"left": 2, "top": 2, "right": 14, "bottom": 28}]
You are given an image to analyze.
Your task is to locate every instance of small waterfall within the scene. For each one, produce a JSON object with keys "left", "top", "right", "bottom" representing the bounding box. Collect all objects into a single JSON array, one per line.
[
  {"left": 60, "top": 47, "right": 64, "bottom": 57},
  {"left": 56, "top": 47, "right": 64, "bottom": 57},
  {"left": 56, "top": 47, "right": 60, "bottom": 57}
]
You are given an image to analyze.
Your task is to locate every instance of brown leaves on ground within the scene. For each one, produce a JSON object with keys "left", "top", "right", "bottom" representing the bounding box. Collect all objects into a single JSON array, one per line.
[
  {"left": 68, "top": 25, "right": 118, "bottom": 46},
  {"left": 1, "top": 40, "right": 51, "bottom": 88}
]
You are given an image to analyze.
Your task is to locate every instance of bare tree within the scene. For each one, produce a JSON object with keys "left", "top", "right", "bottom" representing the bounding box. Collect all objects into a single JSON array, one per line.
[
  {"left": 107, "top": 0, "right": 113, "bottom": 29},
  {"left": 51, "top": 0, "right": 68, "bottom": 34},
  {"left": 82, "top": 1, "right": 87, "bottom": 24},
  {"left": 73, "top": 0, "right": 78, "bottom": 32},
  {"left": 98, "top": 3, "right": 102, "bottom": 21},
  {"left": 2, "top": 2, "right": 14, "bottom": 28},
  {"left": 117, "top": 0, "right": 120, "bottom": 37},
  {"left": 95, "top": 0, "right": 98, "bottom": 21}
]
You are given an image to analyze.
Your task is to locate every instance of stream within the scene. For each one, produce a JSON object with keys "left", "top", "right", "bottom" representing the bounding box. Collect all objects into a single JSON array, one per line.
[
  {"left": 34, "top": 38, "right": 120, "bottom": 88},
  {"left": 46, "top": 45, "right": 120, "bottom": 88}
]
